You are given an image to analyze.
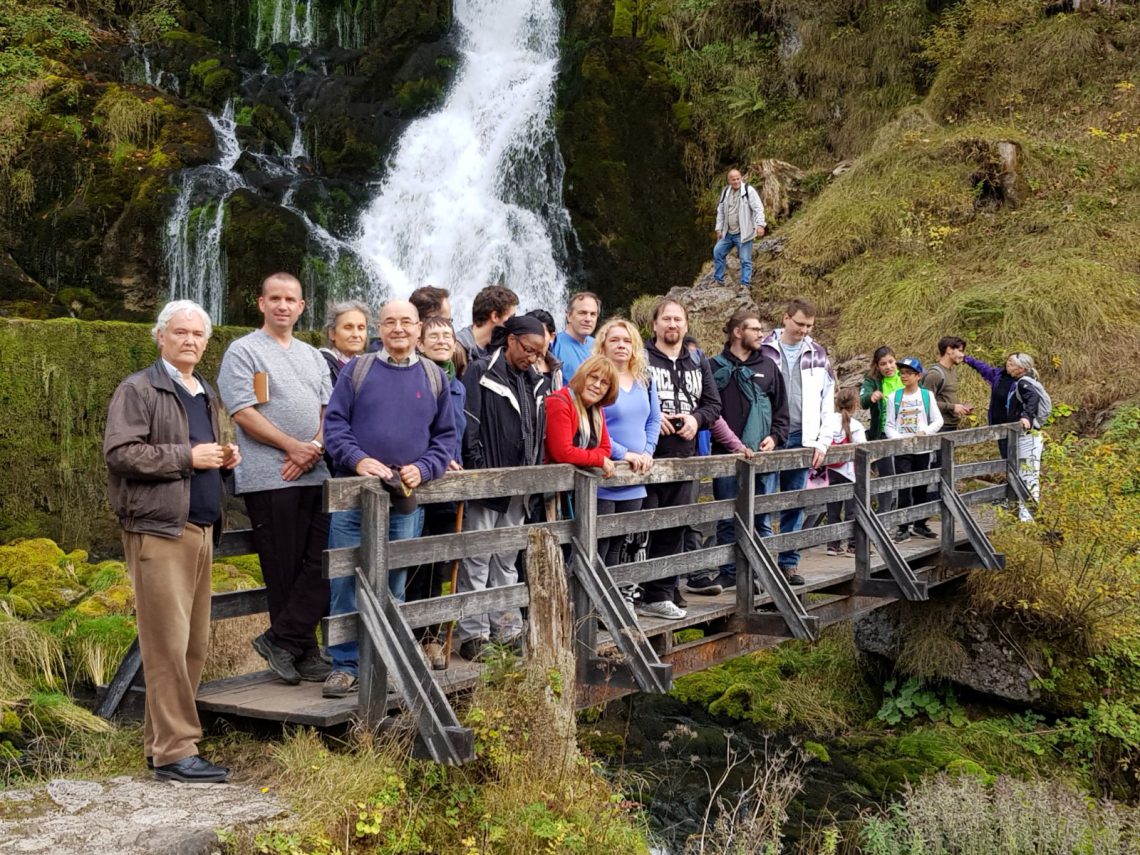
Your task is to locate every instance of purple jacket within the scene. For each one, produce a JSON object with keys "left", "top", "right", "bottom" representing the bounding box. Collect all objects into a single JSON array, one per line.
[{"left": 964, "top": 355, "right": 1015, "bottom": 425}]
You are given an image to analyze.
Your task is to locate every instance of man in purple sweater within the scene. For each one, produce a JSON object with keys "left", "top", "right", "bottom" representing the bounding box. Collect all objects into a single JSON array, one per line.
[{"left": 321, "top": 299, "right": 457, "bottom": 698}]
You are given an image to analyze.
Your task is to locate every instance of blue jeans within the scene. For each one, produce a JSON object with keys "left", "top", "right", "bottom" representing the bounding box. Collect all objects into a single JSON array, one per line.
[
  {"left": 712, "top": 472, "right": 770, "bottom": 582},
  {"left": 713, "top": 232, "right": 754, "bottom": 285},
  {"left": 758, "top": 431, "right": 809, "bottom": 570},
  {"left": 327, "top": 505, "right": 424, "bottom": 676}
]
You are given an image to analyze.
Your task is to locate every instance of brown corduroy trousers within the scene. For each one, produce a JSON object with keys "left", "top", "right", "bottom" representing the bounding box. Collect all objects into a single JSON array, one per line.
[{"left": 123, "top": 522, "right": 213, "bottom": 767}]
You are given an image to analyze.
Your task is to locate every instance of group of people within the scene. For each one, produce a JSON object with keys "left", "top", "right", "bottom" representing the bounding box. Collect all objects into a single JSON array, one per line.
[{"left": 103, "top": 273, "right": 1048, "bottom": 783}]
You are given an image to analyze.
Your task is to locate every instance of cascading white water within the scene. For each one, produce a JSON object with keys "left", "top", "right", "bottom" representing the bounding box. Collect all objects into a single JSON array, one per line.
[
  {"left": 354, "top": 0, "right": 573, "bottom": 322},
  {"left": 164, "top": 103, "right": 243, "bottom": 322},
  {"left": 254, "top": 0, "right": 316, "bottom": 49}
]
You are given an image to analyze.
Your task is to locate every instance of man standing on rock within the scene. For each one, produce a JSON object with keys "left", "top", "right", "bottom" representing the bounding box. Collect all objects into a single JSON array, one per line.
[
  {"left": 759, "top": 298, "right": 834, "bottom": 585},
  {"left": 105, "top": 299, "right": 239, "bottom": 783},
  {"left": 217, "top": 273, "right": 333, "bottom": 687},
  {"left": 643, "top": 299, "right": 722, "bottom": 619},
  {"left": 456, "top": 284, "right": 518, "bottom": 361},
  {"left": 713, "top": 168, "right": 767, "bottom": 290},
  {"left": 550, "top": 291, "right": 601, "bottom": 380}
]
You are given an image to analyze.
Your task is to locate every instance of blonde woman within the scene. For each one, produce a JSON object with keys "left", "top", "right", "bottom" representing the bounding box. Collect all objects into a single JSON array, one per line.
[{"left": 592, "top": 319, "right": 662, "bottom": 565}]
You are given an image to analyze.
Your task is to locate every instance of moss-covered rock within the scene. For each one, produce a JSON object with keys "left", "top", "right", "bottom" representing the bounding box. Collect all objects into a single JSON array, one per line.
[{"left": 73, "top": 584, "right": 134, "bottom": 617}]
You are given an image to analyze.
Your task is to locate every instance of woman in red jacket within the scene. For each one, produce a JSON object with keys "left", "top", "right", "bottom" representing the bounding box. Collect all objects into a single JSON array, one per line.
[{"left": 544, "top": 354, "right": 618, "bottom": 477}]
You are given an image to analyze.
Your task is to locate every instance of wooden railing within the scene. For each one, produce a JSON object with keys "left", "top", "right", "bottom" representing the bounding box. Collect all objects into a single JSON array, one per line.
[{"left": 98, "top": 423, "right": 1031, "bottom": 766}]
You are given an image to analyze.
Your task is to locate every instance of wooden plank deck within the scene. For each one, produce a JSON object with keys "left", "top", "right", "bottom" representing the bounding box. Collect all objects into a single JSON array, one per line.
[{"left": 194, "top": 517, "right": 991, "bottom": 727}]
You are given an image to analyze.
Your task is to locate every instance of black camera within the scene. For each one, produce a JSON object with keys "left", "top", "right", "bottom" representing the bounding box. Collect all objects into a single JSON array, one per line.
[{"left": 670, "top": 416, "right": 686, "bottom": 430}]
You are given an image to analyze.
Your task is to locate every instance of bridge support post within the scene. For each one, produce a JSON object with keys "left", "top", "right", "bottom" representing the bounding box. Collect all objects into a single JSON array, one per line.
[
  {"left": 853, "top": 447, "right": 873, "bottom": 584},
  {"left": 940, "top": 437, "right": 957, "bottom": 560},
  {"left": 358, "top": 485, "right": 390, "bottom": 731},
  {"left": 571, "top": 471, "right": 599, "bottom": 687}
]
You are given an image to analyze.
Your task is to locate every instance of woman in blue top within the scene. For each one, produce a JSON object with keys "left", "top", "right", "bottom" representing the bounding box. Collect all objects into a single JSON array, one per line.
[{"left": 593, "top": 318, "right": 661, "bottom": 566}]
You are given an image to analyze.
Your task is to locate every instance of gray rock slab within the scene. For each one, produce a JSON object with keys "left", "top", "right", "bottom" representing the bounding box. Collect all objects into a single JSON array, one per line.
[{"left": 0, "top": 776, "right": 285, "bottom": 855}]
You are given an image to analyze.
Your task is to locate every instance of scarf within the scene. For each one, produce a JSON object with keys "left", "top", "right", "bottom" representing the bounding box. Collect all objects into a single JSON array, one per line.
[{"left": 711, "top": 354, "right": 772, "bottom": 451}]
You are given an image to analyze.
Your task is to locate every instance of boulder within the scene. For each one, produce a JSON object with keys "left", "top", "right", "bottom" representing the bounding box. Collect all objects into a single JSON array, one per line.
[
  {"left": 750, "top": 158, "right": 806, "bottom": 222},
  {"left": 855, "top": 601, "right": 1043, "bottom": 704}
]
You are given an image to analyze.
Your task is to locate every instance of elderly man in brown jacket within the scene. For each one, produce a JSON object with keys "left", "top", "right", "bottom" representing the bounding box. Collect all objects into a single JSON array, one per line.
[{"left": 104, "top": 300, "right": 239, "bottom": 783}]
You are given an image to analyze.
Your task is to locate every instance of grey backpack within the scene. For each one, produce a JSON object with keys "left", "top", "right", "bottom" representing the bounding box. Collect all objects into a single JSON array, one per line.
[{"left": 350, "top": 353, "right": 445, "bottom": 400}]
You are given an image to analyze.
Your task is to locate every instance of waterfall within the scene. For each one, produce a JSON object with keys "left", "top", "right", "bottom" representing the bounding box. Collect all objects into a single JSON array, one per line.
[
  {"left": 165, "top": 99, "right": 368, "bottom": 324},
  {"left": 353, "top": 0, "right": 573, "bottom": 323},
  {"left": 164, "top": 103, "right": 243, "bottom": 322},
  {"left": 254, "top": 0, "right": 317, "bottom": 49}
]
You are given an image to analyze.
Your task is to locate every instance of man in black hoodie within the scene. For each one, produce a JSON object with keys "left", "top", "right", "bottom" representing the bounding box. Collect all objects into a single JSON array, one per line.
[
  {"left": 641, "top": 299, "right": 722, "bottom": 620},
  {"left": 685, "top": 308, "right": 789, "bottom": 595},
  {"left": 457, "top": 314, "right": 549, "bottom": 660}
]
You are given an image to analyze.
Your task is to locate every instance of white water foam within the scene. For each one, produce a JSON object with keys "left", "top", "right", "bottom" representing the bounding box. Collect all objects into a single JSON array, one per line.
[{"left": 353, "top": 0, "right": 573, "bottom": 323}]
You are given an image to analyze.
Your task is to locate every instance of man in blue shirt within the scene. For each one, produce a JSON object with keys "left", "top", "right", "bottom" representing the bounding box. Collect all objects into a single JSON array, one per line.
[{"left": 550, "top": 291, "right": 600, "bottom": 380}]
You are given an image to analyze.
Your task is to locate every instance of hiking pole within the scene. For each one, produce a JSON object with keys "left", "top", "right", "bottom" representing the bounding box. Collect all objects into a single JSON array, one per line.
[{"left": 442, "top": 501, "right": 465, "bottom": 666}]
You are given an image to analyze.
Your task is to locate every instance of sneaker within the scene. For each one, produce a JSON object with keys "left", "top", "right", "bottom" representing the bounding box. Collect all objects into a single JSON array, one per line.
[
  {"left": 422, "top": 641, "right": 447, "bottom": 671},
  {"left": 459, "top": 638, "right": 489, "bottom": 662},
  {"left": 618, "top": 583, "right": 641, "bottom": 610},
  {"left": 783, "top": 569, "right": 806, "bottom": 586},
  {"left": 251, "top": 633, "right": 300, "bottom": 685},
  {"left": 683, "top": 574, "right": 724, "bottom": 596},
  {"left": 321, "top": 670, "right": 358, "bottom": 699},
  {"left": 892, "top": 527, "right": 912, "bottom": 544},
  {"left": 295, "top": 650, "right": 333, "bottom": 682},
  {"left": 845, "top": 542, "right": 858, "bottom": 556},
  {"left": 912, "top": 522, "right": 938, "bottom": 540},
  {"left": 637, "top": 600, "right": 688, "bottom": 621},
  {"left": 674, "top": 589, "right": 689, "bottom": 609},
  {"left": 826, "top": 545, "right": 843, "bottom": 557}
]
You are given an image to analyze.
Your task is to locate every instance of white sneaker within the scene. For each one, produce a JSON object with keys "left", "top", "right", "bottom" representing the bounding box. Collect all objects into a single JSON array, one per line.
[{"left": 636, "top": 600, "right": 687, "bottom": 621}]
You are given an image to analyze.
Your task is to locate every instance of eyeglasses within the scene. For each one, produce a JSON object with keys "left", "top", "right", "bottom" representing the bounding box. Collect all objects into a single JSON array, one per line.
[
  {"left": 422, "top": 331, "right": 454, "bottom": 343},
  {"left": 511, "top": 336, "right": 543, "bottom": 360},
  {"left": 380, "top": 318, "right": 420, "bottom": 329}
]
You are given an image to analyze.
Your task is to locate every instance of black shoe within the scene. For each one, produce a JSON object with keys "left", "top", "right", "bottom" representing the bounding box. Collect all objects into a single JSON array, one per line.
[
  {"left": 912, "top": 523, "right": 938, "bottom": 540},
  {"left": 784, "top": 569, "right": 806, "bottom": 586},
  {"left": 892, "top": 527, "right": 912, "bottom": 544},
  {"left": 459, "top": 638, "right": 489, "bottom": 662},
  {"left": 683, "top": 574, "right": 724, "bottom": 596},
  {"left": 154, "top": 755, "right": 230, "bottom": 783},
  {"left": 295, "top": 650, "right": 333, "bottom": 682},
  {"left": 146, "top": 756, "right": 153, "bottom": 770},
  {"left": 252, "top": 633, "right": 301, "bottom": 685}
]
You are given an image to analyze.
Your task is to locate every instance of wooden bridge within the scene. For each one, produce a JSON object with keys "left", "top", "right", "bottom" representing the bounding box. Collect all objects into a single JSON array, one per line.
[{"left": 97, "top": 423, "right": 1032, "bottom": 765}]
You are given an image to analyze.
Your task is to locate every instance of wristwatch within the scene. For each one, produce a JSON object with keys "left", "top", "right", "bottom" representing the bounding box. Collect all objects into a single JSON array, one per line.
[{"left": 310, "top": 439, "right": 325, "bottom": 453}]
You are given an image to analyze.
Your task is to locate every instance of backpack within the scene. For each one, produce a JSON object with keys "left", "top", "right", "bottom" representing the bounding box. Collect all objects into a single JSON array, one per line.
[
  {"left": 892, "top": 387, "right": 933, "bottom": 428},
  {"left": 350, "top": 352, "right": 445, "bottom": 400},
  {"left": 1009, "top": 376, "right": 1052, "bottom": 429}
]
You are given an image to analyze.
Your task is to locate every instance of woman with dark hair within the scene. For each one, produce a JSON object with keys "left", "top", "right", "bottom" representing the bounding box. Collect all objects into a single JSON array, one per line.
[
  {"left": 526, "top": 308, "right": 564, "bottom": 393},
  {"left": 318, "top": 300, "right": 372, "bottom": 384},
  {"left": 406, "top": 316, "right": 467, "bottom": 670},
  {"left": 543, "top": 354, "right": 618, "bottom": 476},
  {"left": 859, "top": 345, "right": 902, "bottom": 511}
]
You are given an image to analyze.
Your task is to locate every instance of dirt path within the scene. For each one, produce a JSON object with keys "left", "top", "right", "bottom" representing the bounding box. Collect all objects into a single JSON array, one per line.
[{"left": 0, "top": 776, "right": 284, "bottom": 854}]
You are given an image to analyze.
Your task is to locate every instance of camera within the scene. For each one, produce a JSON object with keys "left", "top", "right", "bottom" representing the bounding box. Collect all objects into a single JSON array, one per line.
[{"left": 670, "top": 416, "right": 686, "bottom": 431}]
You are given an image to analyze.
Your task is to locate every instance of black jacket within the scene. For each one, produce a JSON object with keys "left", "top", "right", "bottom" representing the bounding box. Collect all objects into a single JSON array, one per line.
[
  {"left": 462, "top": 349, "right": 547, "bottom": 509},
  {"left": 711, "top": 346, "right": 789, "bottom": 452},
  {"left": 644, "top": 339, "right": 722, "bottom": 459}
]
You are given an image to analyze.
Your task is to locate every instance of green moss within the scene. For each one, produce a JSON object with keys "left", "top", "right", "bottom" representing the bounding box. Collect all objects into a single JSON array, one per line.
[
  {"left": 73, "top": 585, "right": 134, "bottom": 617},
  {"left": 803, "top": 740, "right": 831, "bottom": 763},
  {"left": 211, "top": 562, "right": 261, "bottom": 593},
  {"left": 188, "top": 58, "right": 238, "bottom": 108},
  {"left": 251, "top": 103, "right": 293, "bottom": 152},
  {"left": 394, "top": 77, "right": 444, "bottom": 113}
]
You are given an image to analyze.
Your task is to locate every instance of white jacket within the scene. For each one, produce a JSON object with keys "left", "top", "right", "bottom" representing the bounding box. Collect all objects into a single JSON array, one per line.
[
  {"left": 714, "top": 183, "right": 767, "bottom": 238},
  {"left": 760, "top": 330, "right": 834, "bottom": 453}
]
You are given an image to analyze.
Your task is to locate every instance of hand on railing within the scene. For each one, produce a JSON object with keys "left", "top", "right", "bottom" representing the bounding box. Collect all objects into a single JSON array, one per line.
[
  {"left": 599, "top": 458, "right": 616, "bottom": 478},
  {"left": 623, "top": 451, "right": 654, "bottom": 474}
]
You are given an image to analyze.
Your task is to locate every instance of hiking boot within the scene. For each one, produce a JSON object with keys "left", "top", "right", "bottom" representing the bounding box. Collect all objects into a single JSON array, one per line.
[
  {"left": 892, "top": 527, "right": 912, "bottom": 544},
  {"left": 459, "top": 638, "right": 489, "bottom": 662},
  {"left": 422, "top": 641, "right": 447, "bottom": 671},
  {"left": 322, "top": 670, "right": 358, "bottom": 699},
  {"left": 912, "top": 522, "right": 938, "bottom": 540},
  {"left": 683, "top": 574, "right": 724, "bottom": 596},
  {"left": 251, "top": 633, "right": 300, "bottom": 685},
  {"left": 295, "top": 650, "right": 332, "bottom": 682},
  {"left": 783, "top": 568, "right": 806, "bottom": 586},
  {"left": 637, "top": 600, "right": 688, "bottom": 621}
]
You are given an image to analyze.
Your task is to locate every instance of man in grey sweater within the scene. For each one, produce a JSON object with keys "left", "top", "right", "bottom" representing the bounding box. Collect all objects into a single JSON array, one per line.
[{"left": 712, "top": 168, "right": 767, "bottom": 289}]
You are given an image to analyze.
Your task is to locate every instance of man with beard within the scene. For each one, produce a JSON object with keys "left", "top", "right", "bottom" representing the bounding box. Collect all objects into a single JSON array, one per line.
[{"left": 641, "top": 299, "right": 722, "bottom": 620}]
